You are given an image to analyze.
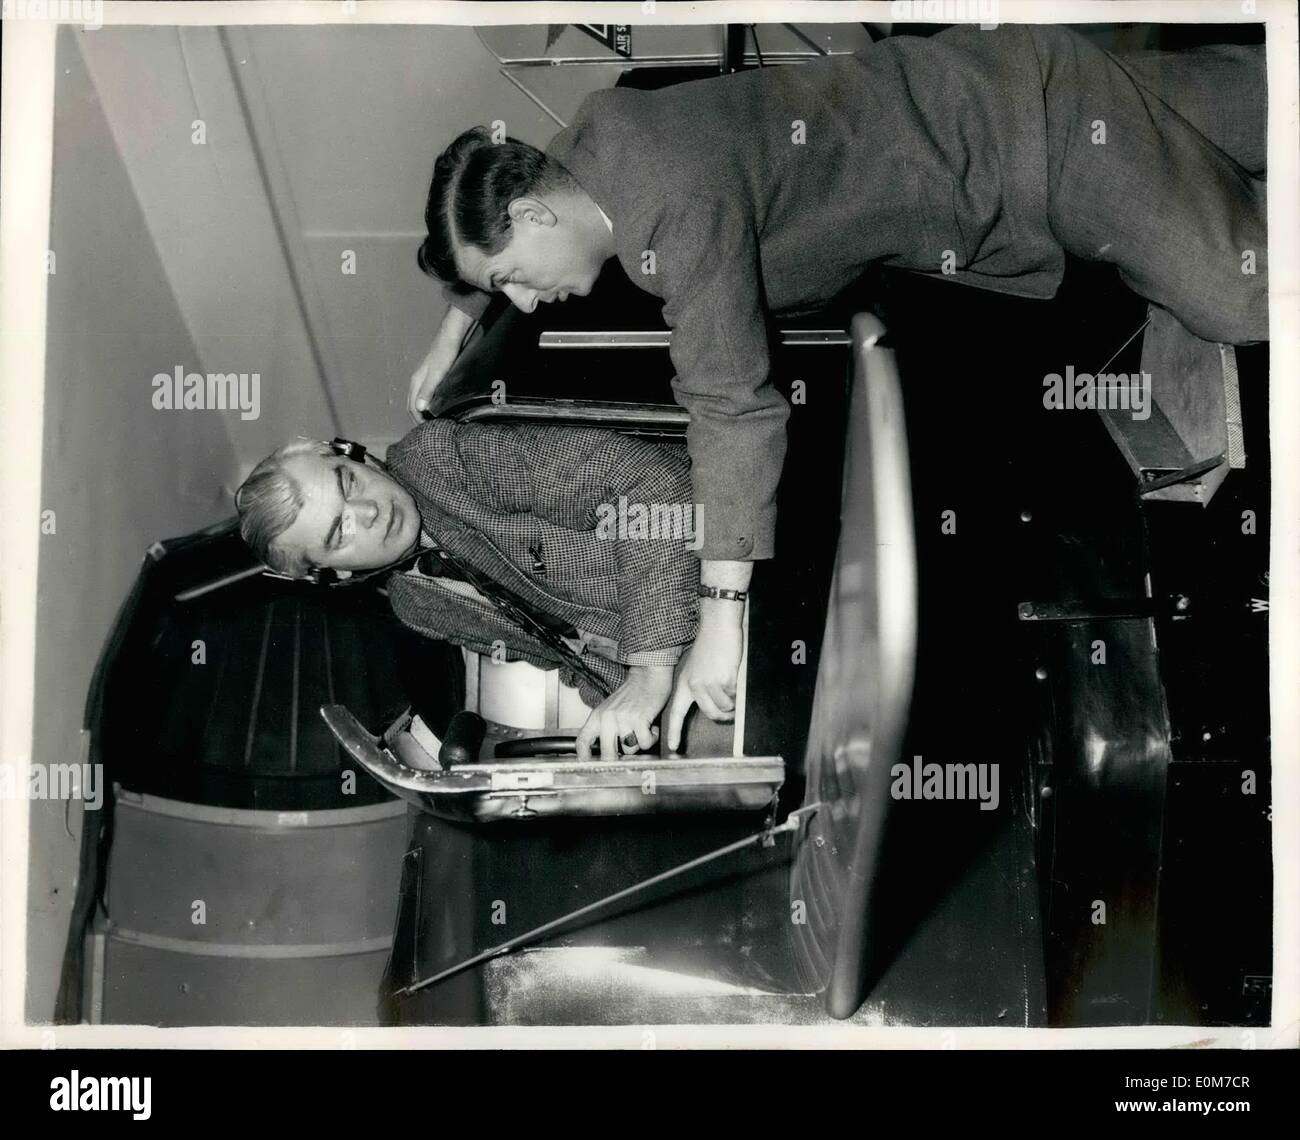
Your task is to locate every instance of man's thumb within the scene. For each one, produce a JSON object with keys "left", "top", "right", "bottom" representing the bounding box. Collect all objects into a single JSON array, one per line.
[{"left": 416, "top": 371, "right": 439, "bottom": 407}]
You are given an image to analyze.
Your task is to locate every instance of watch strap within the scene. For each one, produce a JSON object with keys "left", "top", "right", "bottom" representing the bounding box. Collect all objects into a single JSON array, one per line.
[{"left": 697, "top": 585, "right": 748, "bottom": 603}]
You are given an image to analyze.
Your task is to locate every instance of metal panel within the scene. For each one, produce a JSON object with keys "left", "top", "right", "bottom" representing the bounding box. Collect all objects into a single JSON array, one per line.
[
  {"left": 98, "top": 936, "right": 392, "bottom": 1027},
  {"left": 788, "top": 314, "right": 918, "bottom": 1018},
  {"left": 537, "top": 329, "right": 852, "bottom": 348},
  {"left": 321, "top": 704, "right": 782, "bottom": 823},
  {"left": 106, "top": 794, "right": 408, "bottom": 946},
  {"left": 1030, "top": 617, "right": 1174, "bottom": 1025},
  {"left": 1097, "top": 306, "right": 1238, "bottom": 505}
]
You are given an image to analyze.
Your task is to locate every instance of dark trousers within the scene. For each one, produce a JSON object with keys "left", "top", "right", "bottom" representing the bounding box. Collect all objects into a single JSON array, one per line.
[{"left": 1031, "top": 27, "right": 1268, "bottom": 344}]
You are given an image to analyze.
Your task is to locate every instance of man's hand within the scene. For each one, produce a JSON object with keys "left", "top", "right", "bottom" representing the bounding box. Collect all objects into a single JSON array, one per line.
[
  {"left": 579, "top": 662, "right": 676, "bottom": 759},
  {"left": 407, "top": 337, "right": 461, "bottom": 421},
  {"left": 665, "top": 609, "right": 744, "bottom": 752},
  {"left": 407, "top": 306, "right": 478, "bottom": 421},
  {"left": 576, "top": 664, "right": 674, "bottom": 761}
]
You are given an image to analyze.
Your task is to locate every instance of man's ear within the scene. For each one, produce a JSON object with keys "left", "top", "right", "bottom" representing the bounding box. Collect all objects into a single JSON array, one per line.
[{"left": 508, "top": 195, "right": 558, "bottom": 228}]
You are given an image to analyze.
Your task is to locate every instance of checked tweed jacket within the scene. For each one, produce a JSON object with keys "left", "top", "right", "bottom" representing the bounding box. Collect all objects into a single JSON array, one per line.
[{"left": 384, "top": 419, "right": 699, "bottom": 707}]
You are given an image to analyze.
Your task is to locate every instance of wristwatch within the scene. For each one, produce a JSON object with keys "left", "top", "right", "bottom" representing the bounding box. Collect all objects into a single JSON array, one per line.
[{"left": 697, "top": 584, "right": 748, "bottom": 603}]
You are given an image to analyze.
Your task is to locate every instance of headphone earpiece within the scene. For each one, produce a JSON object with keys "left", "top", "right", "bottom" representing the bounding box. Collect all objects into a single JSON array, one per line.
[
  {"left": 329, "top": 438, "right": 369, "bottom": 464},
  {"left": 304, "top": 566, "right": 342, "bottom": 587}
]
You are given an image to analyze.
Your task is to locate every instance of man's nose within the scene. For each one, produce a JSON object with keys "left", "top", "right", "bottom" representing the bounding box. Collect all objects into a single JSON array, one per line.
[
  {"left": 503, "top": 283, "right": 540, "bottom": 313},
  {"left": 357, "top": 499, "right": 380, "bottom": 528}
]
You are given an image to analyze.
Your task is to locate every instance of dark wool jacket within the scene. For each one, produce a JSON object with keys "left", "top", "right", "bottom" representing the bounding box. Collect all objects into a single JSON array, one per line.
[
  {"left": 446, "top": 25, "right": 1061, "bottom": 561},
  {"left": 384, "top": 420, "right": 699, "bottom": 707}
]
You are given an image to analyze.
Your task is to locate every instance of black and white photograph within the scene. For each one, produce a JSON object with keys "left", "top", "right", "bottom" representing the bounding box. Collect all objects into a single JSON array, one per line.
[{"left": 1, "top": 0, "right": 1296, "bottom": 1083}]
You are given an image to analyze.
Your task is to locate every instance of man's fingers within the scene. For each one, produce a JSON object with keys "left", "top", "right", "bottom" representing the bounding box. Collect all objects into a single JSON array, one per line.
[
  {"left": 407, "top": 362, "right": 430, "bottom": 422},
  {"left": 600, "top": 721, "right": 619, "bottom": 766},
  {"left": 665, "top": 685, "right": 693, "bottom": 754},
  {"left": 575, "top": 714, "right": 599, "bottom": 760},
  {"left": 414, "top": 369, "right": 440, "bottom": 413},
  {"left": 693, "top": 687, "right": 728, "bottom": 723},
  {"left": 703, "top": 681, "right": 736, "bottom": 716},
  {"left": 408, "top": 345, "right": 452, "bottom": 421},
  {"left": 409, "top": 378, "right": 436, "bottom": 421}
]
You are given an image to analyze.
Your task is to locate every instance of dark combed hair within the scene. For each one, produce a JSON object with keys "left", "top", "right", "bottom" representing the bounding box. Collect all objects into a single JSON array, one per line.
[{"left": 417, "top": 126, "right": 575, "bottom": 288}]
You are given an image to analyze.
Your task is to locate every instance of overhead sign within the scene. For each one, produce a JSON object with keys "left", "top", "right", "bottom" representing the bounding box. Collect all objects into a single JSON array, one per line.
[{"left": 576, "top": 24, "right": 633, "bottom": 58}]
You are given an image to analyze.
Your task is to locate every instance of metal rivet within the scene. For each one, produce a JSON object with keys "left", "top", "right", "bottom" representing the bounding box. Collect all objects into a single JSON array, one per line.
[
  {"left": 1020, "top": 509, "right": 1032, "bottom": 522},
  {"left": 1040, "top": 786, "right": 1053, "bottom": 799},
  {"left": 1035, "top": 666, "right": 1048, "bottom": 681}
]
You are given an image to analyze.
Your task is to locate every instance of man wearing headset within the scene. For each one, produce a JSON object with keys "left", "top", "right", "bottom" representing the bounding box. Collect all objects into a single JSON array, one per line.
[{"left": 235, "top": 418, "right": 700, "bottom": 763}]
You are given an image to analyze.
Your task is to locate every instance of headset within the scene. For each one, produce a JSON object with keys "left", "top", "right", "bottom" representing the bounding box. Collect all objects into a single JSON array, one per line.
[{"left": 259, "top": 438, "right": 428, "bottom": 589}]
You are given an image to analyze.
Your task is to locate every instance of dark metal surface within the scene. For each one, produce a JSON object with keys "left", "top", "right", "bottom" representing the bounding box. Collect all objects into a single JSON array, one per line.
[
  {"left": 1143, "top": 345, "right": 1272, "bottom": 1025},
  {"left": 537, "top": 328, "right": 852, "bottom": 348},
  {"left": 389, "top": 809, "right": 798, "bottom": 1025},
  {"left": 396, "top": 807, "right": 818, "bottom": 1000},
  {"left": 427, "top": 259, "right": 854, "bottom": 432},
  {"left": 386, "top": 781, "right": 1047, "bottom": 1026},
  {"left": 1030, "top": 618, "right": 1174, "bottom": 1025},
  {"left": 87, "top": 526, "right": 461, "bottom": 811}
]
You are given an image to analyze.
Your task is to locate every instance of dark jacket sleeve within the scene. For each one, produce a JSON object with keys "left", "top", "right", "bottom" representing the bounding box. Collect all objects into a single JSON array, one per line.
[
  {"left": 448, "top": 422, "right": 700, "bottom": 662},
  {"left": 652, "top": 194, "right": 789, "bottom": 561}
]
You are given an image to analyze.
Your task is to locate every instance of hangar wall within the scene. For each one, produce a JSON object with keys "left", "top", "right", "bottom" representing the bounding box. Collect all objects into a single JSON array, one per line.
[{"left": 26, "top": 29, "right": 241, "bottom": 1022}]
